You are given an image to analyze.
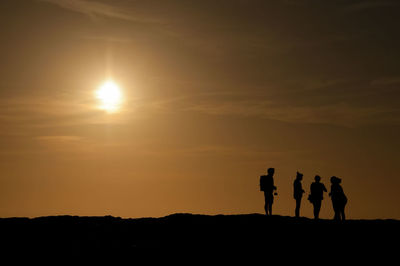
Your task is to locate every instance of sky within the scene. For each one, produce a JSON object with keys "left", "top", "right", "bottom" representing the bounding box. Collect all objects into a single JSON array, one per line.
[{"left": 0, "top": 0, "right": 399, "bottom": 219}]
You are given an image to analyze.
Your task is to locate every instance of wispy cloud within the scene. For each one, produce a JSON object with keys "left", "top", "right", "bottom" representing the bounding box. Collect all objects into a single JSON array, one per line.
[
  {"left": 151, "top": 91, "right": 400, "bottom": 127},
  {"left": 189, "top": 101, "right": 398, "bottom": 127},
  {"left": 35, "top": 135, "right": 83, "bottom": 142},
  {"left": 139, "top": 144, "right": 301, "bottom": 158},
  {"left": 0, "top": 91, "right": 129, "bottom": 138},
  {"left": 38, "top": 0, "right": 154, "bottom": 23},
  {"left": 0, "top": 95, "right": 92, "bottom": 126},
  {"left": 345, "top": 1, "right": 400, "bottom": 12},
  {"left": 371, "top": 77, "right": 400, "bottom": 86}
]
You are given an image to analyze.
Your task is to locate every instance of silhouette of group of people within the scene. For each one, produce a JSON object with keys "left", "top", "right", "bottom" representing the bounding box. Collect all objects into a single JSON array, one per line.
[{"left": 260, "top": 168, "right": 348, "bottom": 220}]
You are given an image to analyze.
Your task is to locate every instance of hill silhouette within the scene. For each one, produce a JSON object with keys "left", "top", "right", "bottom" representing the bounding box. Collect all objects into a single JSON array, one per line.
[{"left": 0, "top": 213, "right": 398, "bottom": 261}]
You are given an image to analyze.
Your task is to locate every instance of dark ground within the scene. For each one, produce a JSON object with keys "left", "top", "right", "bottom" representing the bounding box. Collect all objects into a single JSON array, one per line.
[{"left": 0, "top": 213, "right": 398, "bottom": 262}]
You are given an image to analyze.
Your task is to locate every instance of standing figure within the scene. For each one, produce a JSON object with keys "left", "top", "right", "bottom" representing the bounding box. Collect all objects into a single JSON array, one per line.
[
  {"left": 329, "top": 176, "right": 347, "bottom": 221},
  {"left": 260, "top": 168, "right": 277, "bottom": 216},
  {"left": 293, "top": 172, "right": 305, "bottom": 218},
  {"left": 309, "top": 175, "right": 327, "bottom": 219}
]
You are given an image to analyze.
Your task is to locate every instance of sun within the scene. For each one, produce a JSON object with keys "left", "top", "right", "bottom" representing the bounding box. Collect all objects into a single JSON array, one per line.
[{"left": 95, "top": 80, "right": 123, "bottom": 113}]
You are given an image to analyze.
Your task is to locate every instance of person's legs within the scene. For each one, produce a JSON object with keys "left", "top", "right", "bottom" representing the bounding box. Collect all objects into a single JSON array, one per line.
[
  {"left": 295, "top": 198, "right": 301, "bottom": 217},
  {"left": 264, "top": 192, "right": 273, "bottom": 215},
  {"left": 265, "top": 201, "right": 272, "bottom": 215},
  {"left": 341, "top": 205, "right": 346, "bottom": 221},
  {"left": 269, "top": 201, "right": 273, "bottom": 215},
  {"left": 313, "top": 200, "right": 321, "bottom": 219},
  {"left": 264, "top": 192, "right": 269, "bottom": 215},
  {"left": 332, "top": 202, "right": 340, "bottom": 220},
  {"left": 312, "top": 202, "right": 316, "bottom": 219}
]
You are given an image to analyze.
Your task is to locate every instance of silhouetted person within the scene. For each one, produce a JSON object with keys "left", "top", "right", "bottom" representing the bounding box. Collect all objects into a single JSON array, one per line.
[
  {"left": 329, "top": 176, "right": 347, "bottom": 221},
  {"left": 293, "top": 171, "right": 305, "bottom": 218},
  {"left": 309, "top": 175, "right": 327, "bottom": 219},
  {"left": 260, "top": 168, "right": 277, "bottom": 216}
]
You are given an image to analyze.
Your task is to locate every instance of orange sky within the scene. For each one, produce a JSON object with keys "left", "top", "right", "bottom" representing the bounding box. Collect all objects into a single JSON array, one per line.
[{"left": 0, "top": 0, "right": 399, "bottom": 219}]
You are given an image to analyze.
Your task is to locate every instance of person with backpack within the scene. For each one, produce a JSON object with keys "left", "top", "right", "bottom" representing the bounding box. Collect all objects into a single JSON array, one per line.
[
  {"left": 260, "top": 168, "right": 277, "bottom": 216},
  {"left": 329, "top": 176, "right": 348, "bottom": 221},
  {"left": 293, "top": 171, "right": 305, "bottom": 218},
  {"left": 308, "top": 175, "right": 327, "bottom": 220}
]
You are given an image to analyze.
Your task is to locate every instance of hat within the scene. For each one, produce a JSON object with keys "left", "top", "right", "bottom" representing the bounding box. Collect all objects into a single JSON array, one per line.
[
  {"left": 296, "top": 171, "right": 303, "bottom": 178},
  {"left": 330, "top": 176, "right": 341, "bottom": 184}
]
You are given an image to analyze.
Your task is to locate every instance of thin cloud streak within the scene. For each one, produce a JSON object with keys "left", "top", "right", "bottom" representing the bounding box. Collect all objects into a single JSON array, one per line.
[
  {"left": 150, "top": 92, "right": 400, "bottom": 127},
  {"left": 138, "top": 144, "right": 305, "bottom": 158},
  {"left": 0, "top": 93, "right": 130, "bottom": 135},
  {"left": 345, "top": 1, "right": 400, "bottom": 12},
  {"left": 35, "top": 135, "right": 83, "bottom": 142},
  {"left": 38, "top": 0, "right": 157, "bottom": 23},
  {"left": 186, "top": 101, "right": 399, "bottom": 127}
]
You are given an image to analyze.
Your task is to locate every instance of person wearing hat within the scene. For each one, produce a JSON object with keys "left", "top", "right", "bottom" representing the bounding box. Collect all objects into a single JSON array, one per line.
[
  {"left": 329, "top": 176, "right": 348, "bottom": 221},
  {"left": 309, "top": 175, "right": 327, "bottom": 219}
]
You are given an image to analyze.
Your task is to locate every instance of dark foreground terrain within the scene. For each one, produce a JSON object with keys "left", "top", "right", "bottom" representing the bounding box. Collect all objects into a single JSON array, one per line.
[{"left": 0, "top": 213, "right": 399, "bottom": 261}]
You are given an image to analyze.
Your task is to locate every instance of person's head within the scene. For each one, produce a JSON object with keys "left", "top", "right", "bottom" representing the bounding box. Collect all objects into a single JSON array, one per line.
[
  {"left": 330, "top": 176, "right": 341, "bottom": 184},
  {"left": 296, "top": 171, "right": 303, "bottom": 180},
  {"left": 267, "top": 168, "right": 275, "bottom": 175},
  {"left": 314, "top": 175, "right": 321, "bottom": 182}
]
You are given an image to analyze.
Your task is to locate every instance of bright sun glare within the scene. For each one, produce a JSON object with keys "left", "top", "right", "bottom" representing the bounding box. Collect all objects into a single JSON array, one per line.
[{"left": 95, "top": 80, "right": 122, "bottom": 113}]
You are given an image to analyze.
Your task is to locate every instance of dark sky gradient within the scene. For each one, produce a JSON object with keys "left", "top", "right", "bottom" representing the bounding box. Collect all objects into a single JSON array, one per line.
[{"left": 0, "top": 0, "right": 399, "bottom": 219}]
